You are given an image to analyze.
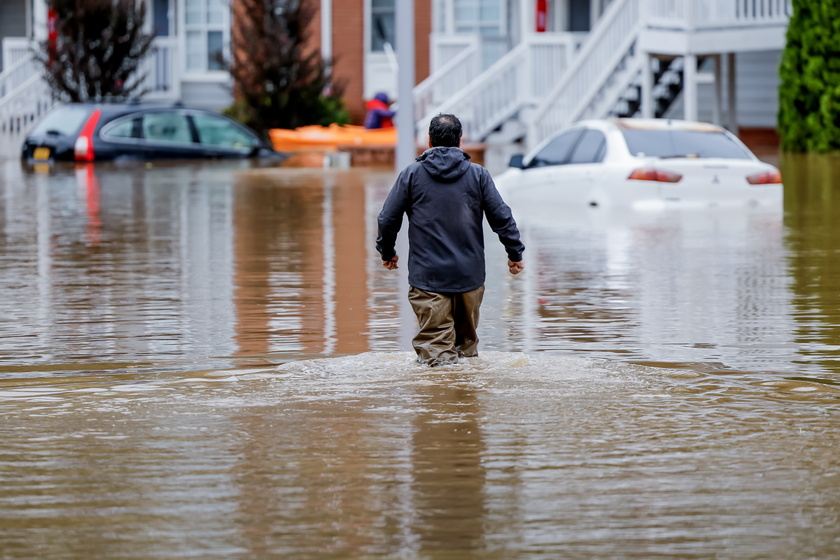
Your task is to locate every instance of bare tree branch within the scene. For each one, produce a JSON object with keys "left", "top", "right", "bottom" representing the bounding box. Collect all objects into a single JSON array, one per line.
[{"left": 33, "top": 0, "right": 155, "bottom": 102}]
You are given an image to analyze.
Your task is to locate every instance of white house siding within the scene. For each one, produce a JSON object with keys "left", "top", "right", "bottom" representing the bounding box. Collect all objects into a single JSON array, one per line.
[
  {"left": 665, "top": 50, "right": 782, "bottom": 128},
  {"left": 180, "top": 81, "right": 233, "bottom": 112},
  {"left": 0, "top": 1, "right": 27, "bottom": 73}
]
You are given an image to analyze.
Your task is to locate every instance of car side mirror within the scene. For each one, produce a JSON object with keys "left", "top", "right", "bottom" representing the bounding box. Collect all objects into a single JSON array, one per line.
[{"left": 508, "top": 154, "right": 525, "bottom": 169}]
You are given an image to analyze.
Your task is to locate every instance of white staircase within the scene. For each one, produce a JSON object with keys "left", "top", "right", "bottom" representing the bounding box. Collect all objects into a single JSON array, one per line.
[
  {"left": 413, "top": 34, "right": 580, "bottom": 145},
  {"left": 415, "top": 0, "right": 792, "bottom": 150},
  {"left": 528, "top": 0, "right": 643, "bottom": 149},
  {"left": 0, "top": 41, "right": 56, "bottom": 142},
  {"left": 0, "top": 37, "right": 179, "bottom": 148}
]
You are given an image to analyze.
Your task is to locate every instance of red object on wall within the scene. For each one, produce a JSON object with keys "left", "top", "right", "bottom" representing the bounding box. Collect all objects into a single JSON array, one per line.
[
  {"left": 47, "top": 8, "right": 58, "bottom": 63},
  {"left": 536, "top": 0, "right": 547, "bottom": 32}
]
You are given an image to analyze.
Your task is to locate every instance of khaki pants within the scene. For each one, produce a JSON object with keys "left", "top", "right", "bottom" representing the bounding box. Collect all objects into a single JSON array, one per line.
[{"left": 407, "top": 285, "right": 485, "bottom": 366}]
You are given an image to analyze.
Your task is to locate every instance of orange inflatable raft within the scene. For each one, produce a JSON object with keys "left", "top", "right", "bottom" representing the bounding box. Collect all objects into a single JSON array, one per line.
[{"left": 269, "top": 124, "right": 397, "bottom": 152}]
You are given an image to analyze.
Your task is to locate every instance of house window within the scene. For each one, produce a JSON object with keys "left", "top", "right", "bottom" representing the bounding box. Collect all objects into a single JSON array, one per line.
[
  {"left": 185, "top": 0, "right": 228, "bottom": 71},
  {"left": 371, "top": 0, "right": 395, "bottom": 51},
  {"left": 153, "top": 0, "right": 170, "bottom": 36},
  {"left": 453, "top": 0, "right": 504, "bottom": 35}
]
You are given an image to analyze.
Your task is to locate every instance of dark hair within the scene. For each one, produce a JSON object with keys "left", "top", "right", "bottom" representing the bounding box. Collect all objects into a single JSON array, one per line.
[{"left": 428, "top": 114, "right": 462, "bottom": 147}]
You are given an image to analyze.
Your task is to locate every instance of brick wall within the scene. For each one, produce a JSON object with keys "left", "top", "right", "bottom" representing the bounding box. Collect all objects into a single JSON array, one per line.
[
  {"left": 309, "top": 0, "right": 432, "bottom": 125},
  {"left": 415, "top": 0, "right": 432, "bottom": 87}
]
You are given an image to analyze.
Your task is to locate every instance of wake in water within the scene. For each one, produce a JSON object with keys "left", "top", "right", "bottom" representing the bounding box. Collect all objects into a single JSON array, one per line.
[{"left": 0, "top": 351, "right": 836, "bottom": 415}]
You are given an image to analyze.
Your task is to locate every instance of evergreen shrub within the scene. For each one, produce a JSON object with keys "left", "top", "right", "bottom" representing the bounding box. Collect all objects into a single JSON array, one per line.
[{"left": 778, "top": 0, "right": 840, "bottom": 152}]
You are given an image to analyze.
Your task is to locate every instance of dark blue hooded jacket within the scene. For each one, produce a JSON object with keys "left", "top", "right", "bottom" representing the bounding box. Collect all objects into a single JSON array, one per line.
[{"left": 376, "top": 147, "right": 525, "bottom": 293}]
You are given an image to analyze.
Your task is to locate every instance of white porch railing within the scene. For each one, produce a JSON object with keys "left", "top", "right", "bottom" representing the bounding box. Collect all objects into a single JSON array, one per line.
[
  {"left": 1, "top": 38, "right": 32, "bottom": 73},
  {"left": 646, "top": 0, "right": 791, "bottom": 28},
  {"left": 0, "top": 49, "right": 39, "bottom": 100},
  {"left": 0, "top": 42, "right": 56, "bottom": 138},
  {"left": 0, "top": 72, "right": 56, "bottom": 138},
  {"left": 528, "top": 0, "right": 642, "bottom": 149},
  {"left": 0, "top": 36, "right": 179, "bottom": 141},
  {"left": 417, "top": 34, "right": 578, "bottom": 144},
  {"left": 525, "top": 0, "right": 792, "bottom": 149},
  {"left": 414, "top": 36, "right": 480, "bottom": 123},
  {"left": 429, "top": 34, "right": 480, "bottom": 75},
  {"left": 142, "top": 36, "right": 181, "bottom": 100}
]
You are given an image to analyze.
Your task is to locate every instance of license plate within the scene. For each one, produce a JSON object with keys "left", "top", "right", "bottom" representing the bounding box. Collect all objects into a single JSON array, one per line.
[{"left": 33, "top": 147, "right": 51, "bottom": 161}]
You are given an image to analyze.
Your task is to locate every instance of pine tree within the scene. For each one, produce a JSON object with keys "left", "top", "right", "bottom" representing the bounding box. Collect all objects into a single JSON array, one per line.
[
  {"left": 34, "top": 0, "right": 154, "bottom": 102},
  {"left": 227, "top": 0, "right": 348, "bottom": 134},
  {"left": 778, "top": 0, "right": 840, "bottom": 152}
]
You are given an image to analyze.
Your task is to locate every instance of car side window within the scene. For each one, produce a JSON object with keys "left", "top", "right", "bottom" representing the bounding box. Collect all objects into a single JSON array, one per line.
[
  {"left": 142, "top": 112, "right": 194, "bottom": 144},
  {"left": 529, "top": 129, "right": 583, "bottom": 167},
  {"left": 568, "top": 129, "right": 606, "bottom": 164},
  {"left": 101, "top": 117, "right": 141, "bottom": 140},
  {"left": 191, "top": 114, "right": 256, "bottom": 150}
]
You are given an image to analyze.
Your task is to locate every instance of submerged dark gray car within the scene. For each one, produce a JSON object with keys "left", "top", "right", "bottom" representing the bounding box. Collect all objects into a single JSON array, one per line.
[{"left": 21, "top": 102, "right": 280, "bottom": 163}]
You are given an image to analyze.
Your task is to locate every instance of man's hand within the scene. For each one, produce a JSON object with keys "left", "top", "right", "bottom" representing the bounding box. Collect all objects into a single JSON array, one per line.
[
  {"left": 382, "top": 255, "right": 399, "bottom": 270},
  {"left": 508, "top": 259, "right": 524, "bottom": 275}
]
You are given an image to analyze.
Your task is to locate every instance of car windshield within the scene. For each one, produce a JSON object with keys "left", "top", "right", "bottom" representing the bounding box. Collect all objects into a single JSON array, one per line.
[
  {"left": 620, "top": 128, "right": 752, "bottom": 159},
  {"left": 30, "top": 106, "right": 91, "bottom": 136}
]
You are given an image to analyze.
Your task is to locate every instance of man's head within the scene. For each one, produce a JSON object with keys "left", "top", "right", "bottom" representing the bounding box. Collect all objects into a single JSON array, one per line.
[{"left": 428, "top": 114, "right": 462, "bottom": 148}]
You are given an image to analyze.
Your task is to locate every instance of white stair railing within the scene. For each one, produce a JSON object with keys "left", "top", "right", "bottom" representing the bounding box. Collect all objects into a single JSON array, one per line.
[
  {"left": 527, "top": 0, "right": 642, "bottom": 150},
  {"left": 416, "top": 34, "right": 577, "bottom": 144},
  {"left": 1, "top": 37, "right": 32, "bottom": 72},
  {"left": 142, "top": 37, "right": 181, "bottom": 100},
  {"left": 526, "top": 0, "right": 792, "bottom": 150},
  {"left": 646, "top": 0, "right": 791, "bottom": 28},
  {"left": 0, "top": 52, "right": 39, "bottom": 100},
  {"left": 0, "top": 52, "right": 56, "bottom": 138},
  {"left": 0, "top": 36, "right": 180, "bottom": 142},
  {"left": 413, "top": 38, "right": 480, "bottom": 124}
]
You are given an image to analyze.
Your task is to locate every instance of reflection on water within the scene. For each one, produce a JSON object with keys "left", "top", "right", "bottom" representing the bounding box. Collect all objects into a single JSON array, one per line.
[
  {"left": 3, "top": 157, "right": 839, "bottom": 375},
  {"left": 0, "top": 352, "right": 837, "bottom": 558},
  {"left": 781, "top": 153, "right": 840, "bottom": 372},
  {"left": 0, "top": 156, "right": 839, "bottom": 558}
]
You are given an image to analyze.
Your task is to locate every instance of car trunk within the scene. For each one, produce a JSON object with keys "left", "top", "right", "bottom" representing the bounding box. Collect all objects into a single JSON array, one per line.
[{"left": 650, "top": 158, "right": 781, "bottom": 206}]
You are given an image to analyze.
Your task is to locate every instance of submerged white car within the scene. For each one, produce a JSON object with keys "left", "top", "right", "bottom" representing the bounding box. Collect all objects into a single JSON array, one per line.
[{"left": 494, "top": 118, "right": 783, "bottom": 210}]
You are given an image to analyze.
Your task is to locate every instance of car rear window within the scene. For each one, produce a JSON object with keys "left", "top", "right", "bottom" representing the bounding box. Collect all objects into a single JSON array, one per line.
[
  {"left": 30, "top": 106, "right": 91, "bottom": 136},
  {"left": 620, "top": 129, "right": 752, "bottom": 159}
]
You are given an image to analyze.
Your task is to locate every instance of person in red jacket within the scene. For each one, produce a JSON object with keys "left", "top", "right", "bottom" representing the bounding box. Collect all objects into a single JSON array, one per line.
[{"left": 364, "top": 92, "right": 396, "bottom": 129}]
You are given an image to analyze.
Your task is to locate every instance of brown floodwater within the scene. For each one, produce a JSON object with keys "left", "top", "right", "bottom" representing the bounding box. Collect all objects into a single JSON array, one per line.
[{"left": 0, "top": 155, "right": 838, "bottom": 559}]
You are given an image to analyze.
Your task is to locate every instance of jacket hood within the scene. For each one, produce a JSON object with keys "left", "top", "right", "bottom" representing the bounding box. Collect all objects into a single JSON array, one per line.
[{"left": 417, "top": 147, "right": 472, "bottom": 182}]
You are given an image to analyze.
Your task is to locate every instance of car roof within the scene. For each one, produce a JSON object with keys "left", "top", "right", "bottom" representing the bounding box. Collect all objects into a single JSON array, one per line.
[
  {"left": 610, "top": 118, "right": 724, "bottom": 133},
  {"left": 568, "top": 118, "right": 726, "bottom": 134},
  {"left": 64, "top": 101, "right": 218, "bottom": 117}
]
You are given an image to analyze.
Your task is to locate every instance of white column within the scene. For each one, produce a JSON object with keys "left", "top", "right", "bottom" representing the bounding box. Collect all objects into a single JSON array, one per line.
[
  {"left": 32, "top": 0, "right": 48, "bottom": 41},
  {"left": 727, "top": 52, "right": 737, "bottom": 133},
  {"left": 641, "top": 52, "right": 654, "bottom": 118},
  {"left": 712, "top": 54, "right": 722, "bottom": 126},
  {"left": 520, "top": 0, "right": 532, "bottom": 38},
  {"left": 395, "top": 0, "right": 416, "bottom": 170},
  {"left": 683, "top": 53, "right": 698, "bottom": 122},
  {"left": 321, "top": 0, "right": 332, "bottom": 63}
]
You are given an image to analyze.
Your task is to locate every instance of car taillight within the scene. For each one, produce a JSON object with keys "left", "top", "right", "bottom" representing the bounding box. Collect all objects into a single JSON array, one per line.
[
  {"left": 746, "top": 169, "right": 782, "bottom": 185},
  {"left": 627, "top": 168, "right": 682, "bottom": 183},
  {"left": 74, "top": 109, "right": 101, "bottom": 162}
]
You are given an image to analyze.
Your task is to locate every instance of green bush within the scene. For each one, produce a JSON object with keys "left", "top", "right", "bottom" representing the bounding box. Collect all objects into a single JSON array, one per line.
[{"left": 778, "top": 0, "right": 840, "bottom": 152}]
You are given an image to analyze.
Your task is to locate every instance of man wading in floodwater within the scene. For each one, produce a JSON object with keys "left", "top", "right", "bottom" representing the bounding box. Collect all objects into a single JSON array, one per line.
[{"left": 376, "top": 113, "right": 525, "bottom": 366}]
